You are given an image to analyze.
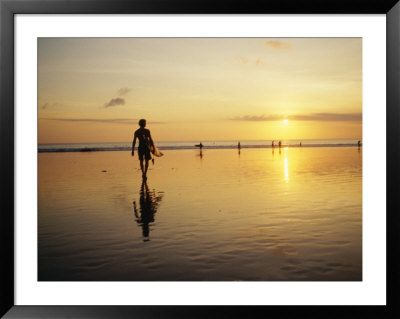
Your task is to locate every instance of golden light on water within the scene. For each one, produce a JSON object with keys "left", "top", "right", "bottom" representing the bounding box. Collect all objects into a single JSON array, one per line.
[
  {"left": 38, "top": 147, "right": 362, "bottom": 280},
  {"left": 284, "top": 149, "right": 289, "bottom": 183},
  {"left": 283, "top": 119, "right": 288, "bottom": 124}
]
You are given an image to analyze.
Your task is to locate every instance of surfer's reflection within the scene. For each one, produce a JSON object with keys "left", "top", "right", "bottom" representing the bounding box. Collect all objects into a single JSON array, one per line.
[{"left": 133, "top": 180, "right": 163, "bottom": 242}]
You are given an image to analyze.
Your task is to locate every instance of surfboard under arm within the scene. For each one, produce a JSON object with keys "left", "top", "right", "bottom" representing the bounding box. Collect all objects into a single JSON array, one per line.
[{"left": 150, "top": 145, "right": 163, "bottom": 157}]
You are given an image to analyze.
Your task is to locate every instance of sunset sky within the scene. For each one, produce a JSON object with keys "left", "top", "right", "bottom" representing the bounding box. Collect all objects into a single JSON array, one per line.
[{"left": 38, "top": 38, "right": 362, "bottom": 144}]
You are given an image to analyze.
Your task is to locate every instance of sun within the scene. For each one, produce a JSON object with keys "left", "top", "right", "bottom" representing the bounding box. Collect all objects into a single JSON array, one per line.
[{"left": 282, "top": 119, "right": 288, "bottom": 124}]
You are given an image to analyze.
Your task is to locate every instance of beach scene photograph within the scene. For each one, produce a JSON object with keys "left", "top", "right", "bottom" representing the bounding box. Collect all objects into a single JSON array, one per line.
[{"left": 38, "top": 38, "right": 362, "bottom": 281}]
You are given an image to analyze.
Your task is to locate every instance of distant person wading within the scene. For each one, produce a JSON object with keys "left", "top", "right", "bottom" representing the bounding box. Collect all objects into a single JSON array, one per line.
[{"left": 132, "top": 119, "right": 154, "bottom": 180}]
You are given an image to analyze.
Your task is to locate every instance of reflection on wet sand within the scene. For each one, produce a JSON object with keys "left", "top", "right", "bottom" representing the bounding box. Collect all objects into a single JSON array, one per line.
[
  {"left": 38, "top": 147, "right": 362, "bottom": 281},
  {"left": 284, "top": 156, "right": 289, "bottom": 183},
  {"left": 283, "top": 148, "right": 289, "bottom": 183},
  {"left": 133, "top": 180, "right": 164, "bottom": 241}
]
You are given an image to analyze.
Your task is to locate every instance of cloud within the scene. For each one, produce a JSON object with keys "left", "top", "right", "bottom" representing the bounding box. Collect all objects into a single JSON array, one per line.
[
  {"left": 41, "top": 118, "right": 166, "bottom": 125},
  {"left": 45, "top": 118, "right": 136, "bottom": 124},
  {"left": 230, "top": 113, "right": 361, "bottom": 122},
  {"left": 291, "top": 113, "right": 362, "bottom": 122},
  {"left": 265, "top": 40, "right": 291, "bottom": 50},
  {"left": 117, "top": 87, "right": 131, "bottom": 96},
  {"left": 230, "top": 115, "right": 283, "bottom": 121},
  {"left": 235, "top": 56, "right": 248, "bottom": 64},
  {"left": 104, "top": 98, "right": 125, "bottom": 108},
  {"left": 103, "top": 88, "right": 131, "bottom": 107},
  {"left": 235, "top": 56, "right": 263, "bottom": 67},
  {"left": 41, "top": 102, "right": 59, "bottom": 109}
]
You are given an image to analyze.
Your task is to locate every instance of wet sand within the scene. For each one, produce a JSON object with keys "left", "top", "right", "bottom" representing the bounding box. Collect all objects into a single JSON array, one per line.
[{"left": 38, "top": 147, "right": 362, "bottom": 281}]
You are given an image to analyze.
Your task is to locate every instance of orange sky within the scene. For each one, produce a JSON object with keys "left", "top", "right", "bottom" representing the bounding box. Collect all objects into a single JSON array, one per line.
[{"left": 38, "top": 38, "right": 362, "bottom": 143}]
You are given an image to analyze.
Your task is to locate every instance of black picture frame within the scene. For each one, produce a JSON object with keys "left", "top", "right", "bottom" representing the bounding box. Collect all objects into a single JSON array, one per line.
[{"left": 1, "top": 0, "right": 399, "bottom": 318}]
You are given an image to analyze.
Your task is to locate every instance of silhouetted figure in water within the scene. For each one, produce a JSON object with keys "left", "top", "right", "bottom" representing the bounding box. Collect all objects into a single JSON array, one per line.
[
  {"left": 194, "top": 142, "right": 204, "bottom": 158},
  {"left": 238, "top": 142, "right": 241, "bottom": 155},
  {"left": 358, "top": 140, "right": 361, "bottom": 147},
  {"left": 132, "top": 119, "right": 154, "bottom": 180},
  {"left": 278, "top": 140, "right": 282, "bottom": 148},
  {"left": 133, "top": 180, "right": 163, "bottom": 242},
  {"left": 195, "top": 142, "right": 203, "bottom": 150},
  {"left": 299, "top": 142, "right": 302, "bottom": 147},
  {"left": 272, "top": 140, "right": 275, "bottom": 148}
]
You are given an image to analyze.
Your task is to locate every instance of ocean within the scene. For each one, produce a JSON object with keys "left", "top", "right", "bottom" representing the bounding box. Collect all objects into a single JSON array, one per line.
[
  {"left": 38, "top": 138, "right": 361, "bottom": 153},
  {"left": 38, "top": 145, "right": 362, "bottom": 281}
]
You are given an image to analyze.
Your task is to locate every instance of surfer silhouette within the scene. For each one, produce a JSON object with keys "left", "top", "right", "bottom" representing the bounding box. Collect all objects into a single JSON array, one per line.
[
  {"left": 195, "top": 142, "right": 203, "bottom": 150},
  {"left": 132, "top": 119, "right": 154, "bottom": 179},
  {"left": 195, "top": 142, "right": 204, "bottom": 158}
]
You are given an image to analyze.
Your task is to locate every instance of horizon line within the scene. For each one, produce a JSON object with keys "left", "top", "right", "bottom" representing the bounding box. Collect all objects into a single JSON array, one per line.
[{"left": 38, "top": 137, "right": 362, "bottom": 145}]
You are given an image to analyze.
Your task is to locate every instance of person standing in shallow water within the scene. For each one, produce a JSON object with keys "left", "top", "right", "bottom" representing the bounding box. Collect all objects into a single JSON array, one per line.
[{"left": 132, "top": 119, "right": 154, "bottom": 179}]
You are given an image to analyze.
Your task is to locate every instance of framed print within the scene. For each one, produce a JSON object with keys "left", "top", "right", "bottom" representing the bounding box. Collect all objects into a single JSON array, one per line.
[{"left": 1, "top": 0, "right": 399, "bottom": 318}]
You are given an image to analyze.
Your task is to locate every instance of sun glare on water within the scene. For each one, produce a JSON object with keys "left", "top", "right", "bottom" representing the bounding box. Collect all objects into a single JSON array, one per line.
[{"left": 283, "top": 119, "right": 288, "bottom": 124}]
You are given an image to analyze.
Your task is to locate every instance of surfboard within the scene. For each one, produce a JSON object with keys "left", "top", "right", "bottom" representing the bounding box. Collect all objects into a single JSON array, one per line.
[{"left": 150, "top": 144, "right": 163, "bottom": 157}]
